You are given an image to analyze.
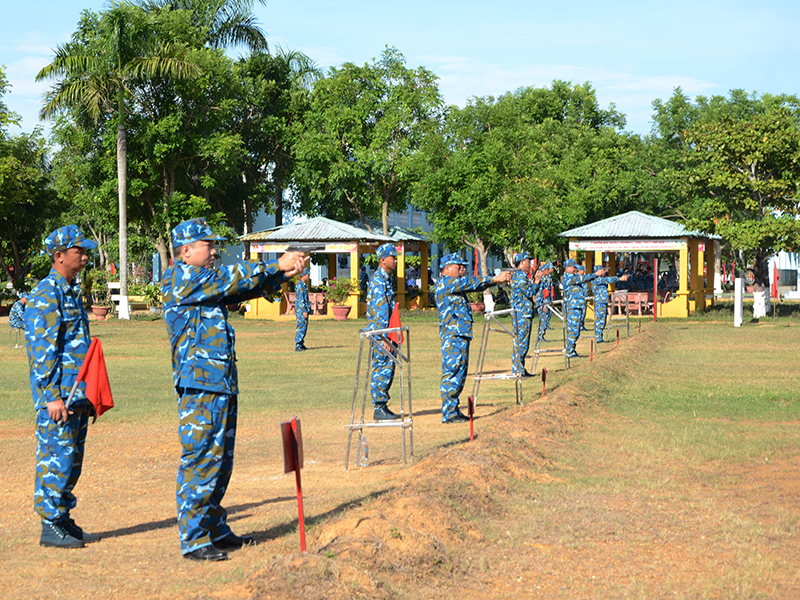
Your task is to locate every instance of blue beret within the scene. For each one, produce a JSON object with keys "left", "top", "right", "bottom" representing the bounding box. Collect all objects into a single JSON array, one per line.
[
  {"left": 513, "top": 251, "right": 529, "bottom": 265},
  {"left": 171, "top": 218, "right": 225, "bottom": 249},
  {"left": 440, "top": 252, "right": 468, "bottom": 269},
  {"left": 564, "top": 258, "right": 577, "bottom": 268},
  {"left": 376, "top": 243, "right": 397, "bottom": 259},
  {"left": 44, "top": 225, "right": 97, "bottom": 256}
]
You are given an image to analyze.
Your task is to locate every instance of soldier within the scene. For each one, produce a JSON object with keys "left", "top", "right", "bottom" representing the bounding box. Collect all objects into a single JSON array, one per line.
[
  {"left": 366, "top": 243, "right": 399, "bottom": 421},
  {"left": 562, "top": 258, "right": 598, "bottom": 358},
  {"left": 294, "top": 268, "right": 310, "bottom": 351},
  {"left": 25, "top": 225, "right": 101, "bottom": 548},
  {"left": 590, "top": 265, "right": 628, "bottom": 343},
  {"left": 436, "top": 253, "right": 512, "bottom": 423},
  {"left": 535, "top": 262, "right": 554, "bottom": 342},
  {"left": 510, "top": 251, "right": 543, "bottom": 377},
  {"left": 163, "top": 218, "right": 304, "bottom": 561},
  {"left": 9, "top": 294, "right": 27, "bottom": 347},
  {"left": 577, "top": 264, "right": 590, "bottom": 331}
]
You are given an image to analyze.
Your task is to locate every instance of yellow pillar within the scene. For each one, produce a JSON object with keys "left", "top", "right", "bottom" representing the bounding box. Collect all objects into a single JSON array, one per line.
[
  {"left": 396, "top": 242, "right": 406, "bottom": 309},
  {"left": 327, "top": 253, "right": 336, "bottom": 281},
  {"left": 688, "top": 238, "right": 699, "bottom": 313},
  {"left": 569, "top": 238, "right": 578, "bottom": 261},
  {"left": 594, "top": 251, "right": 603, "bottom": 267},
  {"left": 608, "top": 252, "right": 617, "bottom": 291},
  {"left": 705, "top": 239, "right": 715, "bottom": 307},
  {"left": 420, "top": 241, "right": 429, "bottom": 308},
  {"left": 347, "top": 249, "right": 359, "bottom": 319},
  {"left": 696, "top": 241, "right": 706, "bottom": 311}
]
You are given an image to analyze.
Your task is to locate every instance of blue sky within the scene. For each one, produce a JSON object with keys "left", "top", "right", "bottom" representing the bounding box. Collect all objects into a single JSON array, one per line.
[{"left": 2, "top": 0, "right": 799, "bottom": 136}]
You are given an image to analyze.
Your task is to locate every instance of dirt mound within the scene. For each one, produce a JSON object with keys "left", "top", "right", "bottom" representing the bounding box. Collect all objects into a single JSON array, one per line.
[{"left": 239, "top": 328, "right": 668, "bottom": 599}]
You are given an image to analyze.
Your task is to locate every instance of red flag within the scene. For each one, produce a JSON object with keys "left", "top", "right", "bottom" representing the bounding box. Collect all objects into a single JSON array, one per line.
[
  {"left": 388, "top": 302, "right": 404, "bottom": 344},
  {"left": 109, "top": 262, "right": 116, "bottom": 275},
  {"left": 772, "top": 264, "right": 779, "bottom": 299},
  {"left": 77, "top": 338, "right": 114, "bottom": 417}
]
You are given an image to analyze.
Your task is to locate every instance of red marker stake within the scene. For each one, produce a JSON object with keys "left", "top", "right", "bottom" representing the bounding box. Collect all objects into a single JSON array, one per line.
[
  {"left": 542, "top": 368, "right": 547, "bottom": 398},
  {"left": 590, "top": 339, "right": 594, "bottom": 362},
  {"left": 291, "top": 418, "right": 306, "bottom": 553},
  {"left": 468, "top": 396, "right": 474, "bottom": 441},
  {"left": 639, "top": 317, "right": 641, "bottom": 334},
  {"left": 281, "top": 417, "right": 306, "bottom": 553},
  {"left": 616, "top": 329, "right": 620, "bottom": 346}
]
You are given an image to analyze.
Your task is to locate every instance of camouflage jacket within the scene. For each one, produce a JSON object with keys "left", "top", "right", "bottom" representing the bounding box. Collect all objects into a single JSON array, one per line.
[
  {"left": 9, "top": 299, "right": 26, "bottom": 329},
  {"left": 510, "top": 271, "right": 541, "bottom": 318},
  {"left": 366, "top": 267, "right": 395, "bottom": 330},
  {"left": 435, "top": 275, "right": 494, "bottom": 340},
  {"left": 590, "top": 276, "right": 621, "bottom": 304},
  {"left": 163, "top": 260, "right": 287, "bottom": 395},
  {"left": 562, "top": 272, "right": 598, "bottom": 309},
  {"left": 295, "top": 280, "right": 310, "bottom": 314},
  {"left": 536, "top": 274, "right": 554, "bottom": 305},
  {"left": 24, "top": 269, "right": 91, "bottom": 410}
]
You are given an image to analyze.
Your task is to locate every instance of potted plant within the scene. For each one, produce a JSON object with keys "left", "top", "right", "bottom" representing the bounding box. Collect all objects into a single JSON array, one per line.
[
  {"left": 322, "top": 277, "right": 357, "bottom": 320},
  {"left": 89, "top": 268, "right": 113, "bottom": 320},
  {"left": 144, "top": 283, "right": 163, "bottom": 314},
  {"left": 467, "top": 291, "right": 485, "bottom": 314}
]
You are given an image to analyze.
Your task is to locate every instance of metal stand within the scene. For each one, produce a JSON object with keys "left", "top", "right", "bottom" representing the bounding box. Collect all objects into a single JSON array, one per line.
[
  {"left": 8, "top": 327, "right": 23, "bottom": 348},
  {"left": 470, "top": 308, "right": 522, "bottom": 408},
  {"left": 345, "top": 326, "right": 413, "bottom": 470},
  {"left": 610, "top": 290, "right": 631, "bottom": 337},
  {"left": 532, "top": 300, "right": 570, "bottom": 374}
]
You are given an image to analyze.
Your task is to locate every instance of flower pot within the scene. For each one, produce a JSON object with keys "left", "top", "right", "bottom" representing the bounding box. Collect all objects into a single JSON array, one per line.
[
  {"left": 469, "top": 302, "right": 485, "bottom": 314},
  {"left": 331, "top": 304, "right": 352, "bottom": 321},
  {"left": 91, "top": 305, "right": 111, "bottom": 321}
]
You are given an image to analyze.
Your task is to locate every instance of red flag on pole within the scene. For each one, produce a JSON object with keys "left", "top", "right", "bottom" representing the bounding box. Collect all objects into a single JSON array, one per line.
[
  {"left": 76, "top": 338, "right": 114, "bottom": 417},
  {"left": 772, "top": 264, "right": 779, "bottom": 299},
  {"left": 388, "top": 302, "right": 404, "bottom": 344}
]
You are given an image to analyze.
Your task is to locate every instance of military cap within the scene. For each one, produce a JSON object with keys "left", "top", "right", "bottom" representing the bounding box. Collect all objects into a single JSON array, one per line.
[
  {"left": 564, "top": 258, "right": 578, "bottom": 268},
  {"left": 577, "top": 264, "right": 586, "bottom": 272},
  {"left": 440, "top": 252, "right": 468, "bottom": 269},
  {"left": 513, "top": 251, "right": 529, "bottom": 265},
  {"left": 301, "top": 268, "right": 309, "bottom": 276},
  {"left": 171, "top": 218, "right": 226, "bottom": 249},
  {"left": 593, "top": 264, "right": 608, "bottom": 272},
  {"left": 376, "top": 243, "right": 397, "bottom": 259},
  {"left": 541, "top": 262, "right": 553, "bottom": 271},
  {"left": 44, "top": 225, "right": 97, "bottom": 256}
]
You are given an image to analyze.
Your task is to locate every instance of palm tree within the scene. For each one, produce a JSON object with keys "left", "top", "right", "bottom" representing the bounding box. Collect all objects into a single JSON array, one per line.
[{"left": 37, "top": 2, "right": 200, "bottom": 318}]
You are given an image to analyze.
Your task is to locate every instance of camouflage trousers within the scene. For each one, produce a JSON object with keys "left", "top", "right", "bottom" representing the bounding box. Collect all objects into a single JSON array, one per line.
[
  {"left": 370, "top": 345, "right": 396, "bottom": 407},
  {"left": 512, "top": 313, "right": 532, "bottom": 375},
  {"left": 295, "top": 312, "right": 308, "bottom": 348},
  {"left": 176, "top": 389, "right": 237, "bottom": 554},
  {"left": 565, "top": 305, "right": 583, "bottom": 354},
  {"left": 594, "top": 302, "right": 609, "bottom": 342},
  {"left": 440, "top": 335, "right": 470, "bottom": 421},
  {"left": 34, "top": 401, "right": 92, "bottom": 522},
  {"left": 537, "top": 301, "right": 552, "bottom": 339}
]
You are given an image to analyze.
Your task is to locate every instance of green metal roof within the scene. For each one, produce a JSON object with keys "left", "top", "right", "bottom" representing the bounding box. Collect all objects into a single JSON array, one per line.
[
  {"left": 558, "top": 211, "right": 718, "bottom": 239},
  {"left": 349, "top": 217, "right": 428, "bottom": 243}
]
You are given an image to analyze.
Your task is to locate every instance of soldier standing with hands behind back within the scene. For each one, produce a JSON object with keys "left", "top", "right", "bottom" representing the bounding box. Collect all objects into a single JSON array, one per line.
[
  {"left": 163, "top": 218, "right": 304, "bottom": 562},
  {"left": 436, "top": 253, "right": 513, "bottom": 423},
  {"left": 294, "top": 268, "right": 310, "bottom": 351}
]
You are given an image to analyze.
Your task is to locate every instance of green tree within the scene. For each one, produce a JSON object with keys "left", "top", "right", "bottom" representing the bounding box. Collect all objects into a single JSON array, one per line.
[{"left": 293, "top": 47, "right": 444, "bottom": 235}]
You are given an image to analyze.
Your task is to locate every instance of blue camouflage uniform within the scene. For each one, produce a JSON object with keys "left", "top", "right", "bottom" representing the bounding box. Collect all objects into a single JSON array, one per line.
[
  {"left": 9, "top": 296, "right": 26, "bottom": 329},
  {"left": 294, "top": 270, "right": 310, "bottom": 350},
  {"left": 577, "top": 266, "right": 589, "bottom": 331},
  {"left": 590, "top": 266, "right": 621, "bottom": 343},
  {"left": 510, "top": 252, "right": 541, "bottom": 375},
  {"left": 366, "top": 243, "right": 396, "bottom": 410},
  {"left": 436, "top": 253, "right": 497, "bottom": 422},
  {"left": 163, "top": 218, "right": 287, "bottom": 556},
  {"left": 535, "top": 263, "right": 553, "bottom": 341},
  {"left": 25, "top": 226, "right": 96, "bottom": 527},
  {"left": 562, "top": 259, "right": 598, "bottom": 356}
]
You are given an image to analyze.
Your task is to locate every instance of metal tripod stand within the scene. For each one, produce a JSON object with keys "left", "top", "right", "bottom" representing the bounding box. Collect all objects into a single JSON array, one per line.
[
  {"left": 531, "top": 300, "right": 570, "bottom": 374},
  {"left": 344, "top": 326, "right": 413, "bottom": 470},
  {"left": 470, "top": 308, "right": 523, "bottom": 408}
]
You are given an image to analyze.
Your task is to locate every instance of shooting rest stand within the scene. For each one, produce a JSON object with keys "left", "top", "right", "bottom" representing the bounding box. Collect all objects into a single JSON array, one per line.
[
  {"left": 531, "top": 300, "right": 570, "bottom": 374},
  {"left": 345, "top": 326, "right": 413, "bottom": 470},
  {"left": 609, "top": 290, "right": 631, "bottom": 338},
  {"left": 470, "top": 308, "right": 523, "bottom": 408},
  {"left": 8, "top": 326, "right": 23, "bottom": 348}
]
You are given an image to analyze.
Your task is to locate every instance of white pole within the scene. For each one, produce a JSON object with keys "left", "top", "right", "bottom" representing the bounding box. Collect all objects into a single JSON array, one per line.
[{"left": 734, "top": 277, "right": 743, "bottom": 328}]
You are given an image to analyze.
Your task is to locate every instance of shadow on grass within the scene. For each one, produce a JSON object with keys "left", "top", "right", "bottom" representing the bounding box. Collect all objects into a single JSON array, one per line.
[{"left": 96, "top": 496, "right": 296, "bottom": 539}]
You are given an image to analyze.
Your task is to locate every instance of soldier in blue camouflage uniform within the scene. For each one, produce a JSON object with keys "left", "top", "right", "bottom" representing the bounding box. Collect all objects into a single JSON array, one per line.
[
  {"left": 9, "top": 294, "right": 27, "bottom": 347},
  {"left": 535, "top": 262, "right": 554, "bottom": 342},
  {"left": 590, "top": 265, "right": 628, "bottom": 343},
  {"left": 294, "top": 268, "right": 310, "bottom": 351},
  {"left": 366, "top": 243, "right": 399, "bottom": 421},
  {"left": 25, "top": 225, "right": 101, "bottom": 549},
  {"left": 562, "top": 258, "right": 598, "bottom": 358},
  {"left": 510, "top": 252, "right": 542, "bottom": 377},
  {"left": 436, "top": 253, "right": 512, "bottom": 423},
  {"left": 163, "top": 218, "right": 304, "bottom": 561},
  {"left": 577, "top": 264, "right": 590, "bottom": 331}
]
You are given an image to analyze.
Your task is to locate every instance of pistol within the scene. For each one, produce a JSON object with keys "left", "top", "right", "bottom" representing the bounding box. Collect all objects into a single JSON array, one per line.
[{"left": 285, "top": 243, "right": 327, "bottom": 253}]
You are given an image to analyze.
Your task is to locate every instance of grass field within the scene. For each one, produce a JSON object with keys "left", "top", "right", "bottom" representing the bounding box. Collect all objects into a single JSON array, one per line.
[{"left": 2, "top": 311, "right": 799, "bottom": 599}]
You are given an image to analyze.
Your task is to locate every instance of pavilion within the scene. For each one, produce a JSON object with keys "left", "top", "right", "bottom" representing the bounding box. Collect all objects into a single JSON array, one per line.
[
  {"left": 239, "top": 216, "right": 429, "bottom": 320},
  {"left": 559, "top": 211, "right": 719, "bottom": 318}
]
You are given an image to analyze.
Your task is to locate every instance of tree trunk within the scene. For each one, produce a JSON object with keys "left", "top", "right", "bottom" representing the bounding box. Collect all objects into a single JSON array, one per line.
[
  {"left": 274, "top": 178, "right": 283, "bottom": 227},
  {"left": 382, "top": 200, "right": 389, "bottom": 237},
  {"left": 156, "top": 239, "right": 169, "bottom": 282},
  {"left": 117, "top": 107, "right": 129, "bottom": 319},
  {"left": 752, "top": 250, "right": 770, "bottom": 318}
]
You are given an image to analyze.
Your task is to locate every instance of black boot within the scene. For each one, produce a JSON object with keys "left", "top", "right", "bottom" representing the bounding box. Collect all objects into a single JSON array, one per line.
[
  {"left": 40, "top": 520, "right": 84, "bottom": 549},
  {"left": 373, "top": 405, "right": 400, "bottom": 421},
  {"left": 62, "top": 515, "right": 101, "bottom": 543}
]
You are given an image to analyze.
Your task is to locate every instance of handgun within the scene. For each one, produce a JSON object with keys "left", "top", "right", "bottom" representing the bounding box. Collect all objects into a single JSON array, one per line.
[{"left": 285, "top": 243, "right": 327, "bottom": 253}]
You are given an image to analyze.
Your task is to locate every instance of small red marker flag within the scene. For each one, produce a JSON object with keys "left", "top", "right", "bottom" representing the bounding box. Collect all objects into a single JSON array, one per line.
[
  {"left": 281, "top": 417, "right": 306, "bottom": 553},
  {"left": 617, "top": 329, "right": 620, "bottom": 346},
  {"left": 388, "top": 302, "right": 404, "bottom": 344},
  {"left": 542, "top": 368, "right": 547, "bottom": 398},
  {"left": 468, "top": 396, "right": 474, "bottom": 441},
  {"left": 590, "top": 339, "right": 594, "bottom": 362}
]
